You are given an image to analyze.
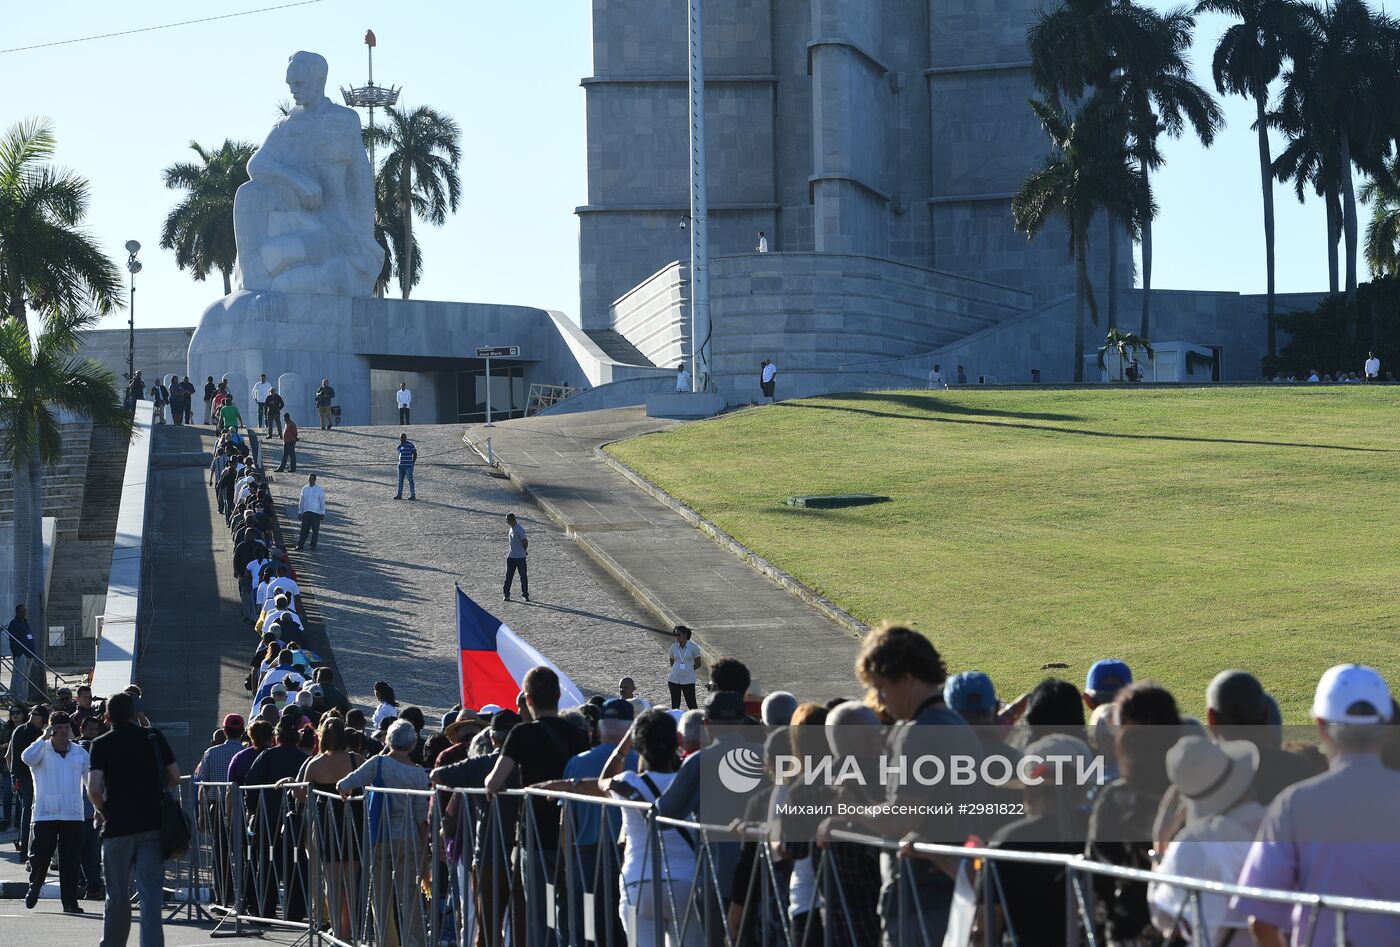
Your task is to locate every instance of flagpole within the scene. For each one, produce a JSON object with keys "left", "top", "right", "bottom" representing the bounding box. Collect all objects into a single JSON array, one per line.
[{"left": 455, "top": 583, "right": 464, "bottom": 707}]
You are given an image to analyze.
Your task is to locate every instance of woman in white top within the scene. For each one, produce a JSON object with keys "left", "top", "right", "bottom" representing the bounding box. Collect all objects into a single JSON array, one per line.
[
  {"left": 666, "top": 625, "right": 703, "bottom": 710},
  {"left": 371, "top": 680, "right": 400, "bottom": 728},
  {"left": 539, "top": 709, "right": 699, "bottom": 947}
]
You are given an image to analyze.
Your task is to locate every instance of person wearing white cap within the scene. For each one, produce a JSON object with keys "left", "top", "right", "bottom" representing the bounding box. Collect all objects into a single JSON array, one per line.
[
  {"left": 1233, "top": 664, "right": 1400, "bottom": 947},
  {"left": 1149, "top": 736, "right": 1265, "bottom": 944}
]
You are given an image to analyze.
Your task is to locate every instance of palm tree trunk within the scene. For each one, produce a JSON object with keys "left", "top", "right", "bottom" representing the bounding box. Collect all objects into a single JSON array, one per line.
[
  {"left": 1256, "top": 94, "right": 1277, "bottom": 360},
  {"left": 26, "top": 448, "right": 45, "bottom": 674},
  {"left": 400, "top": 169, "right": 413, "bottom": 301},
  {"left": 7, "top": 289, "right": 23, "bottom": 324},
  {"left": 1325, "top": 184, "right": 1341, "bottom": 295},
  {"left": 222, "top": 268, "right": 232, "bottom": 297},
  {"left": 9, "top": 459, "right": 32, "bottom": 695},
  {"left": 1340, "top": 133, "right": 1359, "bottom": 306},
  {"left": 1074, "top": 242, "right": 1087, "bottom": 384},
  {"left": 1139, "top": 168, "right": 1153, "bottom": 339},
  {"left": 1106, "top": 213, "right": 1119, "bottom": 331}
]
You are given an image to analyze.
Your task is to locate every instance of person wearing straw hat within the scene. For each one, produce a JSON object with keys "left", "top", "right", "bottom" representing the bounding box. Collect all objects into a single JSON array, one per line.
[{"left": 1148, "top": 736, "right": 1264, "bottom": 945}]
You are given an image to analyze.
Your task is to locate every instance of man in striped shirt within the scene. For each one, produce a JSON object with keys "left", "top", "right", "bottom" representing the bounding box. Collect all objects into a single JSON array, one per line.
[{"left": 393, "top": 433, "right": 418, "bottom": 500}]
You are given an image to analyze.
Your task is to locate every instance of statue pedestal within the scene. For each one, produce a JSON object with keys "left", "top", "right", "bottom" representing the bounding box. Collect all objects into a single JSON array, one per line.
[{"left": 188, "top": 290, "right": 372, "bottom": 425}]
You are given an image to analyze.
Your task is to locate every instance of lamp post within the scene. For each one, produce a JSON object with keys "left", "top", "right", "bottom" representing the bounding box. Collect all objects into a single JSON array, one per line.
[
  {"left": 686, "top": 0, "right": 711, "bottom": 393},
  {"left": 125, "top": 240, "right": 141, "bottom": 396}
]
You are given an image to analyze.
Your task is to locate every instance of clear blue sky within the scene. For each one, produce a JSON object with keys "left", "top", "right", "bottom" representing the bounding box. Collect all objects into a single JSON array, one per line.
[{"left": 1, "top": 0, "right": 1376, "bottom": 332}]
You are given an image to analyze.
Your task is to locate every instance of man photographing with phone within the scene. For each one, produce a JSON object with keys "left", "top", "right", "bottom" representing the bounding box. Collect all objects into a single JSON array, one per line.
[{"left": 20, "top": 710, "right": 90, "bottom": 913}]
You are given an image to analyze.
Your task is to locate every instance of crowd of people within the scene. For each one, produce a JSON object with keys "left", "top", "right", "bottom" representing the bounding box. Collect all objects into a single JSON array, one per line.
[
  {"left": 8, "top": 374, "right": 1395, "bottom": 946},
  {"left": 172, "top": 614, "right": 1400, "bottom": 946}
]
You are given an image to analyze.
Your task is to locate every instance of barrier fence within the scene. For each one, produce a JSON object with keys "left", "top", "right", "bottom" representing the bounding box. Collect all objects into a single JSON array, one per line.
[{"left": 139, "top": 776, "right": 1400, "bottom": 947}]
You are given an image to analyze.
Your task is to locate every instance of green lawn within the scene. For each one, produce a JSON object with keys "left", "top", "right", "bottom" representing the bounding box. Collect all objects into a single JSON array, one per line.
[{"left": 606, "top": 387, "right": 1400, "bottom": 720}]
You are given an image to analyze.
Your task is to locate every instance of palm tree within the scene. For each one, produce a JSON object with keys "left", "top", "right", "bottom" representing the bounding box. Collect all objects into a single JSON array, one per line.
[
  {"left": 372, "top": 177, "right": 421, "bottom": 297},
  {"left": 0, "top": 118, "right": 121, "bottom": 326},
  {"left": 160, "top": 140, "right": 256, "bottom": 296},
  {"left": 1277, "top": 0, "right": 1400, "bottom": 305},
  {"left": 1116, "top": 7, "right": 1223, "bottom": 339},
  {"left": 1028, "top": 0, "right": 1165, "bottom": 328},
  {"left": 1270, "top": 84, "right": 1344, "bottom": 293},
  {"left": 1362, "top": 166, "right": 1400, "bottom": 277},
  {"left": 1027, "top": 0, "right": 1220, "bottom": 339},
  {"left": 1197, "top": 0, "right": 1315, "bottom": 360},
  {"left": 1014, "top": 96, "right": 1147, "bottom": 382},
  {"left": 364, "top": 105, "right": 462, "bottom": 299},
  {"left": 0, "top": 309, "right": 132, "bottom": 672},
  {"left": 1098, "top": 327, "right": 1155, "bottom": 381}
]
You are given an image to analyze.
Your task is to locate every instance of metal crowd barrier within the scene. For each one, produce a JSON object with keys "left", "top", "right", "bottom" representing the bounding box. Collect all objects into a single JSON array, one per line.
[{"left": 150, "top": 778, "right": 1400, "bottom": 947}]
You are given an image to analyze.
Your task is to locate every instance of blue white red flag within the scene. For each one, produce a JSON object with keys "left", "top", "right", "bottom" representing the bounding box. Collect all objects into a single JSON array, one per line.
[{"left": 455, "top": 585, "right": 584, "bottom": 710}]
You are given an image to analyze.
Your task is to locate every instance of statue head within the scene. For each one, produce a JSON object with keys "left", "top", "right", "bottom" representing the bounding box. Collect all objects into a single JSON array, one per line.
[{"left": 285, "top": 51, "right": 329, "bottom": 106}]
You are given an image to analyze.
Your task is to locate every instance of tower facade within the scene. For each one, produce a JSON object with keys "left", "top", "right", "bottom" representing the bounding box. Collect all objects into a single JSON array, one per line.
[{"left": 578, "top": 0, "right": 1131, "bottom": 332}]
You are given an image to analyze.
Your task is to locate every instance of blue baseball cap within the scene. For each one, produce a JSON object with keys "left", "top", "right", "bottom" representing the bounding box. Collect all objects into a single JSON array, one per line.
[
  {"left": 600, "top": 698, "right": 635, "bottom": 721},
  {"left": 944, "top": 671, "right": 997, "bottom": 714},
  {"left": 1085, "top": 659, "right": 1133, "bottom": 700}
]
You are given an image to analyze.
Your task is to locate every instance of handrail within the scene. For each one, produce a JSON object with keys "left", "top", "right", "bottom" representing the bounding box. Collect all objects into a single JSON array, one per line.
[{"left": 188, "top": 776, "right": 1400, "bottom": 920}]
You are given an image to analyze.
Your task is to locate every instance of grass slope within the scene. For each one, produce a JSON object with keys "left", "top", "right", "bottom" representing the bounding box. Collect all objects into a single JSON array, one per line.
[{"left": 606, "top": 387, "right": 1400, "bottom": 720}]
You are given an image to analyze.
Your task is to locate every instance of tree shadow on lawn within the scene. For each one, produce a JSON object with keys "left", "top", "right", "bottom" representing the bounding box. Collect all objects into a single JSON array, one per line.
[
  {"left": 782, "top": 401, "right": 1399, "bottom": 453},
  {"left": 809, "top": 391, "right": 1084, "bottom": 422}
]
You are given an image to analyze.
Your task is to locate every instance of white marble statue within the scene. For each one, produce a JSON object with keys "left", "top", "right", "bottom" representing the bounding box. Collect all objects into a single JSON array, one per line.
[{"left": 232, "top": 51, "right": 382, "bottom": 296}]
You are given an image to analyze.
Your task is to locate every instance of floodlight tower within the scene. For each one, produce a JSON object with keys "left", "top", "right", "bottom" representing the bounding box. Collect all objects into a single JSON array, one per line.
[{"left": 340, "top": 29, "right": 400, "bottom": 167}]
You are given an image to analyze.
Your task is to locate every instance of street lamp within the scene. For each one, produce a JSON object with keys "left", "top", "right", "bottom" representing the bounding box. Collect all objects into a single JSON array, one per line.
[{"left": 125, "top": 240, "right": 141, "bottom": 394}]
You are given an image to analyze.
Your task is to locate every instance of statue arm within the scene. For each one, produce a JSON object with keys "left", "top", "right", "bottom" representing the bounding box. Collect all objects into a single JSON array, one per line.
[{"left": 247, "top": 136, "right": 323, "bottom": 211}]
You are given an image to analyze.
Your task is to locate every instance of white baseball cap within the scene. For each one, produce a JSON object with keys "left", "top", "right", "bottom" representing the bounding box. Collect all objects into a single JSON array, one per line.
[{"left": 1311, "top": 664, "right": 1393, "bottom": 724}]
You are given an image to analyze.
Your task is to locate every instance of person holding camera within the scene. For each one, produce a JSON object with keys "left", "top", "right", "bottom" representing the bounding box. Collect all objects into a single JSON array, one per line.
[{"left": 20, "top": 710, "right": 90, "bottom": 913}]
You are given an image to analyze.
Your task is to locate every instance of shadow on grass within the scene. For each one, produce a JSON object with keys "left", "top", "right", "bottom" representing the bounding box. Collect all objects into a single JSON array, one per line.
[
  {"left": 783, "top": 401, "right": 1399, "bottom": 453},
  {"left": 812, "top": 391, "right": 1084, "bottom": 422}
]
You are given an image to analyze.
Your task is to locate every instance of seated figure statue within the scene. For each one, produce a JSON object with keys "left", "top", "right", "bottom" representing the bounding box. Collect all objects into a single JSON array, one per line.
[{"left": 233, "top": 51, "right": 382, "bottom": 296}]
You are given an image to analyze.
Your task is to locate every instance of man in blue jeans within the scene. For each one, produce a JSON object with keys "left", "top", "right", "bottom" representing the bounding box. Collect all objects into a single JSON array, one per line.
[
  {"left": 87, "top": 691, "right": 179, "bottom": 947},
  {"left": 393, "top": 432, "right": 417, "bottom": 500}
]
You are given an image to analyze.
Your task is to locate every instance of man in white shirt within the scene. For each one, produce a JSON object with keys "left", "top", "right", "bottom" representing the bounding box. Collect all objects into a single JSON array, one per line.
[
  {"left": 756, "top": 231, "right": 768, "bottom": 253},
  {"left": 761, "top": 359, "right": 778, "bottom": 402},
  {"left": 251, "top": 374, "right": 273, "bottom": 427},
  {"left": 396, "top": 382, "right": 412, "bottom": 425},
  {"left": 927, "top": 363, "right": 945, "bottom": 389},
  {"left": 1366, "top": 351, "right": 1380, "bottom": 382},
  {"left": 295, "top": 473, "right": 326, "bottom": 551},
  {"left": 675, "top": 363, "right": 691, "bottom": 392},
  {"left": 21, "top": 710, "right": 89, "bottom": 913}
]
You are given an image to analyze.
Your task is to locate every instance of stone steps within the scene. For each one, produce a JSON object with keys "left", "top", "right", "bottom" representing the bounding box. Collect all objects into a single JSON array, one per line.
[{"left": 0, "top": 423, "right": 94, "bottom": 538}]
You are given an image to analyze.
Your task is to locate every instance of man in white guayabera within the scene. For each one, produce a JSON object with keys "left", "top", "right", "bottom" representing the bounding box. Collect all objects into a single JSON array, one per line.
[{"left": 232, "top": 51, "right": 382, "bottom": 296}]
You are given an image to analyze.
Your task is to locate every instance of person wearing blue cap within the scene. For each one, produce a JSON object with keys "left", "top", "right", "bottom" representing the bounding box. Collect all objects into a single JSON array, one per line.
[
  {"left": 944, "top": 671, "right": 1021, "bottom": 762},
  {"left": 1083, "top": 658, "right": 1133, "bottom": 710}
]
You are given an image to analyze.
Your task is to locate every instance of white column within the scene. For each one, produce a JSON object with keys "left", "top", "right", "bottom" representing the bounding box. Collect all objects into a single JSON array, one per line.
[{"left": 687, "top": 0, "right": 712, "bottom": 392}]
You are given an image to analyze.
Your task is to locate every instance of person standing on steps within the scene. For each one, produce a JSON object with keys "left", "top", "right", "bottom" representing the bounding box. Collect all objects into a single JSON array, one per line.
[
  {"left": 263, "top": 387, "right": 284, "bottom": 439},
  {"left": 252, "top": 374, "right": 272, "bottom": 428},
  {"left": 8, "top": 603, "right": 37, "bottom": 703},
  {"left": 296, "top": 474, "right": 326, "bottom": 551},
  {"left": 203, "top": 376, "right": 217, "bottom": 424},
  {"left": 315, "top": 378, "right": 336, "bottom": 430},
  {"left": 276, "top": 414, "right": 299, "bottom": 473},
  {"left": 393, "top": 433, "right": 417, "bottom": 500},
  {"left": 503, "top": 512, "right": 529, "bottom": 602},
  {"left": 396, "top": 382, "right": 412, "bottom": 425}
]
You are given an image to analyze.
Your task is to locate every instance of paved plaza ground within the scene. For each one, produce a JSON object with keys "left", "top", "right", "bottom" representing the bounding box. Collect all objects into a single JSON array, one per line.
[{"left": 263, "top": 422, "right": 677, "bottom": 716}]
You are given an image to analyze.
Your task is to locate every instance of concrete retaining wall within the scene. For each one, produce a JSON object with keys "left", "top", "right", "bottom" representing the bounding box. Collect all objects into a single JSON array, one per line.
[{"left": 91, "top": 401, "right": 154, "bottom": 696}]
